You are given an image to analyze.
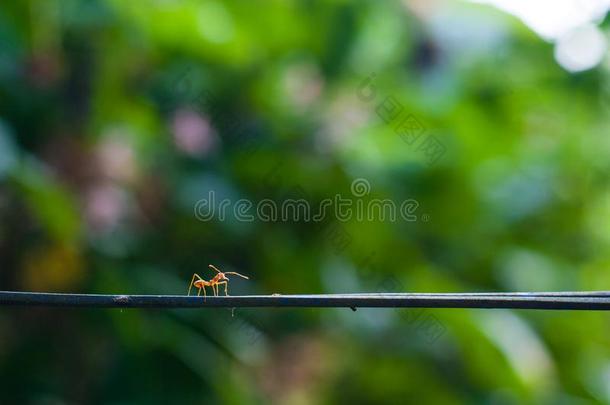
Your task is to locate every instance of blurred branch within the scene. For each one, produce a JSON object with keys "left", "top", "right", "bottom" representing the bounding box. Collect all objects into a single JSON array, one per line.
[{"left": 1, "top": 291, "right": 610, "bottom": 310}]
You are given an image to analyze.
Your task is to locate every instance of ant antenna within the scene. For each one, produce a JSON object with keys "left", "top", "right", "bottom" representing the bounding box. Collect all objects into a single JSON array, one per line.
[
  {"left": 225, "top": 272, "right": 249, "bottom": 280},
  {"left": 208, "top": 264, "right": 221, "bottom": 273}
]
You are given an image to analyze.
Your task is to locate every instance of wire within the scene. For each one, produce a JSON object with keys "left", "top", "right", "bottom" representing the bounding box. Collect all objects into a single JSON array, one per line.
[{"left": 1, "top": 291, "right": 610, "bottom": 310}]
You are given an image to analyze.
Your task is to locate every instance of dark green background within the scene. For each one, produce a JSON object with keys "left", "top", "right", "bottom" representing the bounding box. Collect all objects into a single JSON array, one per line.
[{"left": 1, "top": 0, "right": 609, "bottom": 403}]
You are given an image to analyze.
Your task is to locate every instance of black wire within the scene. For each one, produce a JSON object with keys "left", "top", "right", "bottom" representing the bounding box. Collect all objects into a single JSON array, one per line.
[{"left": 1, "top": 291, "right": 610, "bottom": 310}]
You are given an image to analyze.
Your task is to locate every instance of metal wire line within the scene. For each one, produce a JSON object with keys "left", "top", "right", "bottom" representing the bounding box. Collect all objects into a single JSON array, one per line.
[{"left": 1, "top": 291, "right": 610, "bottom": 310}]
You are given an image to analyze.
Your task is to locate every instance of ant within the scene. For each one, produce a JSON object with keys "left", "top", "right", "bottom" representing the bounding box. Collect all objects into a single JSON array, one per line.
[{"left": 187, "top": 264, "right": 249, "bottom": 299}]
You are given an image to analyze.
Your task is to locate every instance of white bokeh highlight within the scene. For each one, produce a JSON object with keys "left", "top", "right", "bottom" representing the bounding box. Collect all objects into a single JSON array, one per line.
[
  {"left": 473, "top": 0, "right": 610, "bottom": 71},
  {"left": 555, "top": 23, "right": 608, "bottom": 72}
]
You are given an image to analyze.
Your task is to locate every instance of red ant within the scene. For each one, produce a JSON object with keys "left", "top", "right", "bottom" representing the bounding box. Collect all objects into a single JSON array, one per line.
[{"left": 188, "top": 264, "right": 249, "bottom": 298}]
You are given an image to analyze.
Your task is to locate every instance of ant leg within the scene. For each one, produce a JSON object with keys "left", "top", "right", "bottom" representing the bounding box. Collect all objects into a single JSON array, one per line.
[
  {"left": 216, "top": 281, "right": 228, "bottom": 296},
  {"left": 197, "top": 287, "right": 201, "bottom": 297},
  {"left": 188, "top": 274, "right": 196, "bottom": 296},
  {"left": 188, "top": 274, "right": 203, "bottom": 296}
]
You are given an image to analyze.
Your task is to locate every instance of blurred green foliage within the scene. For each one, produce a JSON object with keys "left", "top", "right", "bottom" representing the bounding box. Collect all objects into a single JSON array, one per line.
[{"left": 1, "top": 0, "right": 610, "bottom": 403}]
